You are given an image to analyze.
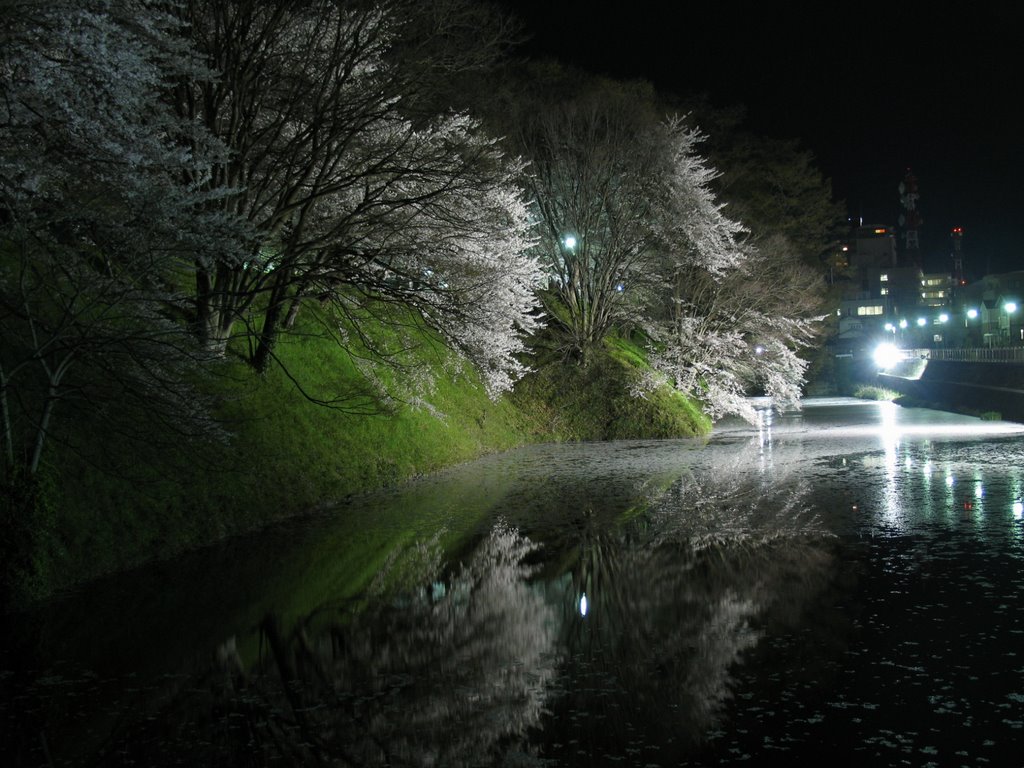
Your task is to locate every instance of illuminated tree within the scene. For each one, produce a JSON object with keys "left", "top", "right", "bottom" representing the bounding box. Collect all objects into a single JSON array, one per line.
[
  {"left": 644, "top": 233, "right": 825, "bottom": 421},
  {"left": 174, "top": 0, "right": 542, "bottom": 395},
  {"left": 0, "top": 0, "right": 238, "bottom": 481},
  {"left": 512, "top": 76, "right": 672, "bottom": 362}
]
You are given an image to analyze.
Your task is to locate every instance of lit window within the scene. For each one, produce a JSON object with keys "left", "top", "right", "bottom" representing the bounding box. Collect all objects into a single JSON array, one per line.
[
  {"left": 857, "top": 305, "right": 884, "bottom": 316},
  {"left": 880, "top": 287, "right": 888, "bottom": 296},
  {"left": 880, "top": 274, "right": 889, "bottom": 282}
]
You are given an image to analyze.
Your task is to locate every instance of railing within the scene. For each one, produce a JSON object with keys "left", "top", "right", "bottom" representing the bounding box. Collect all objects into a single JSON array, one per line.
[{"left": 927, "top": 347, "right": 1024, "bottom": 363}]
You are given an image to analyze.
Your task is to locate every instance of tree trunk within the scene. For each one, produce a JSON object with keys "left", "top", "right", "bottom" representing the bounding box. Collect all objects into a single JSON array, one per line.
[
  {"left": 0, "top": 370, "right": 14, "bottom": 476},
  {"left": 252, "top": 268, "right": 293, "bottom": 373},
  {"left": 29, "top": 383, "right": 58, "bottom": 476},
  {"left": 283, "top": 293, "right": 303, "bottom": 330}
]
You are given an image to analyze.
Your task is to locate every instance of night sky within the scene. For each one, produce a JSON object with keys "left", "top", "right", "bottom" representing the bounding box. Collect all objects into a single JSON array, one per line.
[{"left": 500, "top": 1, "right": 1024, "bottom": 276}]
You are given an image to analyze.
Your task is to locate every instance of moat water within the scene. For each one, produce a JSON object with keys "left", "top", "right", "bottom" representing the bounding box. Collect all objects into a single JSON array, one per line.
[{"left": 5, "top": 397, "right": 1024, "bottom": 766}]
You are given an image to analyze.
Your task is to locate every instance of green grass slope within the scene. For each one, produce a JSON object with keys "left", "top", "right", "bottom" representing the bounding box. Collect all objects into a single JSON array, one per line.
[{"left": 11, "top": 319, "right": 710, "bottom": 604}]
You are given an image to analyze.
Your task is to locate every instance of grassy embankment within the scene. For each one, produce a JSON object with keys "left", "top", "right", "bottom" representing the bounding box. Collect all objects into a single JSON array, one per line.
[{"left": 11, "top": 313, "right": 710, "bottom": 604}]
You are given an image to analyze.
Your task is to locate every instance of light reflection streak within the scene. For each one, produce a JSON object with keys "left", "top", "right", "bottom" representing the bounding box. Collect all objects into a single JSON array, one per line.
[
  {"left": 845, "top": 403, "right": 1024, "bottom": 532},
  {"left": 794, "top": 424, "right": 1024, "bottom": 440},
  {"left": 756, "top": 406, "right": 773, "bottom": 474},
  {"left": 740, "top": 399, "right": 1024, "bottom": 536},
  {"left": 1011, "top": 471, "right": 1024, "bottom": 546}
]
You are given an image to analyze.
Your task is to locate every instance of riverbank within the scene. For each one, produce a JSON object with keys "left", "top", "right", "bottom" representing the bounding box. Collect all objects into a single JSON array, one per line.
[
  {"left": 4, "top": 325, "right": 709, "bottom": 606},
  {"left": 878, "top": 355, "right": 1024, "bottom": 422}
]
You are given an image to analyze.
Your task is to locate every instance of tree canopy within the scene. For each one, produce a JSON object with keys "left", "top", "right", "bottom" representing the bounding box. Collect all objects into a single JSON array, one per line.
[{"left": 0, "top": 0, "right": 846, "bottom": 494}]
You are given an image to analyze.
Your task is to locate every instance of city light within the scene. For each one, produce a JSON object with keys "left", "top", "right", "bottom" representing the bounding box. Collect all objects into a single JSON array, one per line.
[
  {"left": 967, "top": 308, "right": 979, "bottom": 319},
  {"left": 563, "top": 235, "right": 577, "bottom": 249},
  {"left": 873, "top": 342, "right": 901, "bottom": 370}
]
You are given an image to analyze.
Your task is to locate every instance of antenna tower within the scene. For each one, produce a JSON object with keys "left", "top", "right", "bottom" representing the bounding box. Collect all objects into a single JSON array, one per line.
[{"left": 898, "top": 169, "right": 922, "bottom": 264}]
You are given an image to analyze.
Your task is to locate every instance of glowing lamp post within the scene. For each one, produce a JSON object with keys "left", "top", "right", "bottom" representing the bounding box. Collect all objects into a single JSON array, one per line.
[
  {"left": 1006, "top": 302, "right": 1019, "bottom": 344},
  {"left": 964, "top": 307, "right": 979, "bottom": 345}
]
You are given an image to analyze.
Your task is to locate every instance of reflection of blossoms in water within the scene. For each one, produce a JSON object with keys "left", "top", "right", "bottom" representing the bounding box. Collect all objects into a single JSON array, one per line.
[
  {"left": 540, "top": 443, "right": 838, "bottom": 761},
  {"left": 686, "top": 591, "right": 762, "bottom": 720},
  {"left": 646, "top": 437, "right": 832, "bottom": 551},
  {"left": 250, "top": 519, "right": 560, "bottom": 767}
]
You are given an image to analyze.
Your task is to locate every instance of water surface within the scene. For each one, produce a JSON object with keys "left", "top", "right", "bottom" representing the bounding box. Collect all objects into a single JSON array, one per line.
[{"left": 5, "top": 397, "right": 1024, "bottom": 766}]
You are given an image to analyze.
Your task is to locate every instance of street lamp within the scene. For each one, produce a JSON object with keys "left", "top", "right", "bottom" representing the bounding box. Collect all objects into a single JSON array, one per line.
[
  {"left": 563, "top": 235, "right": 577, "bottom": 250},
  {"left": 1006, "top": 302, "right": 1019, "bottom": 344}
]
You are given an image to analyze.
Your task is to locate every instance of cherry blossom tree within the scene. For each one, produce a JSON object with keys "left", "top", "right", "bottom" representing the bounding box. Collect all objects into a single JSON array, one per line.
[
  {"left": 644, "top": 232, "right": 826, "bottom": 422},
  {"left": 511, "top": 77, "right": 672, "bottom": 362},
  {"left": 0, "top": 0, "right": 241, "bottom": 482},
  {"left": 174, "top": 0, "right": 542, "bottom": 395}
]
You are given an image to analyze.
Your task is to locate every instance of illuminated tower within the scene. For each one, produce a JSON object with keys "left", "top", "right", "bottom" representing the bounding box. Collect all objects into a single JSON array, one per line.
[
  {"left": 898, "top": 169, "right": 922, "bottom": 265},
  {"left": 951, "top": 226, "right": 965, "bottom": 285}
]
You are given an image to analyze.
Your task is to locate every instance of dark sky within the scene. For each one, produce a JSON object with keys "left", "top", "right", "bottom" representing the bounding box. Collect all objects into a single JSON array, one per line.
[{"left": 500, "top": 1, "right": 1024, "bottom": 275}]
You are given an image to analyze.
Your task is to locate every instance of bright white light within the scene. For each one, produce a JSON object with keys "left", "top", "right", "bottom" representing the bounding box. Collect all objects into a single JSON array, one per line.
[
  {"left": 579, "top": 593, "right": 588, "bottom": 617},
  {"left": 563, "top": 235, "right": 577, "bottom": 249},
  {"left": 1006, "top": 302, "right": 1018, "bottom": 314},
  {"left": 899, "top": 319, "right": 908, "bottom": 329},
  {"left": 917, "top": 317, "right": 927, "bottom": 327},
  {"left": 939, "top": 313, "right": 949, "bottom": 323},
  {"left": 967, "top": 308, "right": 979, "bottom": 319},
  {"left": 873, "top": 342, "right": 901, "bottom": 369},
  {"left": 1014, "top": 501, "right": 1023, "bottom": 519}
]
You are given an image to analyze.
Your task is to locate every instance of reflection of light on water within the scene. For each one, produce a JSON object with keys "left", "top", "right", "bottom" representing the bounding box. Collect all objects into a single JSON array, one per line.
[
  {"left": 879, "top": 403, "right": 901, "bottom": 525},
  {"left": 579, "top": 593, "right": 588, "bottom": 617},
  {"left": 756, "top": 405, "right": 773, "bottom": 473},
  {"left": 945, "top": 474, "right": 955, "bottom": 488},
  {"left": 1011, "top": 473, "right": 1024, "bottom": 546},
  {"left": 818, "top": 424, "right": 1024, "bottom": 439}
]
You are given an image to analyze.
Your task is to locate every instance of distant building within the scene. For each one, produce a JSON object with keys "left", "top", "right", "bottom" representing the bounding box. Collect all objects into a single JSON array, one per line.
[
  {"left": 954, "top": 271, "right": 1024, "bottom": 346},
  {"left": 830, "top": 224, "right": 961, "bottom": 356}
]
